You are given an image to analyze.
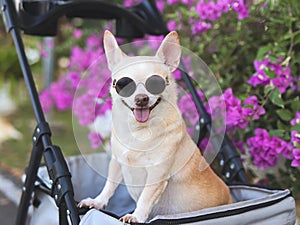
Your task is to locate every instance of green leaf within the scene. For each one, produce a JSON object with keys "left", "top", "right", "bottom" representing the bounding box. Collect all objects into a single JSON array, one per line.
[
  {"left": 276, "top": 109, "right": 293, "bottom": 121},
  {"left": 256, "top": 46, "right": 272, "bottom": 60},
  {"left": 292, "top": 124, "right": 300, "bottom": 132},
  {"left": 269, "top": 129, "right": 288, "bottom": 140},
  {"left": 277, "top": 120, "right": 289, "bottom": 130},
  {"left": 293, "top": 30, "right": 300, "bottom": 45},
  {"left": 290, "top": 96, "right": 300, "bottom": 112},
  {"left": 264, "top": 68, "right": 277, "bottom": 78},
  {"left": 270, "top": 89, "right": 284, "bottom": 108},
  {"left": 294, "top": 142, "right": 300, "bottom": 149},
  {"left": 268, "top": 55, "right": 278, "bottom": 63},
  {"left": 264, "top": 85, "right": 274, "bottom": 96}
]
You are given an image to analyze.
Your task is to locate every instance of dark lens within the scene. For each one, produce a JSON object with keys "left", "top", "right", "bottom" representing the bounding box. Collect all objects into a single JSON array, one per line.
[
  {"left": 145, "top": 75, "right": 166, "bottom": 95},
  {"left": 115, "top": 77, "right": 136, "bottom": 97}
]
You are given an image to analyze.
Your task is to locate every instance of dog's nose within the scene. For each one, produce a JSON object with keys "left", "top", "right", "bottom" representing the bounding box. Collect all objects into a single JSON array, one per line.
[{"left": 135, "top": 94, "right": 149, "bottom": 107}]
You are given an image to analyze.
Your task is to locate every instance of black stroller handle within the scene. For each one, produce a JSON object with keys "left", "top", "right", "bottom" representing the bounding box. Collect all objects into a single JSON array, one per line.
[
  {"left": 15, "top": 0, "right": 169, "bottom": 37},
  {"left": 1, "top": 0, "right": 80, "bottom": 224}
]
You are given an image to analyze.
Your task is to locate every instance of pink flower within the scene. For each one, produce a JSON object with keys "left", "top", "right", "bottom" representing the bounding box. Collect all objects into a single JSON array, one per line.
[
  {"left": 40, "top": 89, "right": 54, "bottom": 113},
  {"left": 86, "top": 34, "right": 101, "bottom": 48},
  {"left": 146, "top": 35, "right": 165, "bottom": 50},
  {"left": 291, "top": 112, "right": 300, "bottom": 126},
  {"left": 191, "top": 21, "right": 212, "bottom": 34},
  {"left": 156, "top": 0, "right": 165, "bottom": 12},
  {"left": 178, "top": 91, "right": 204, "bottom": 127},
  {"left": 291, "top": 148, "right": 300, "bottom": 167},
  {"left": 243, "top": 96, "right": 266, "bottom": 120},
  {"left": 167, "top": 19, "right": 177, "bottom": 31},
  {"left": 167, "top": 0, "right": 179, "bottom": 4},
  {"left": 248, "top": 57, "right": 293, "bottom": 94},
  {"left": 247, "top": 128, "right": 279, "bottom": 168},
  {"left": 73, "top": 29, "right": 83, "bottom": 39},
  {"left": 88, "top": 131, "right": 103, "bottom": 149}
]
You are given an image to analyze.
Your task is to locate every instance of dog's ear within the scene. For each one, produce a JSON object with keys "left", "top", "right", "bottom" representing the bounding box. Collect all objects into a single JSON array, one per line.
[
  {"left": 103, "top": 30, "right": 127, "bottom": 71},
  {"left": 156, "top": 31, "right": 181, "bottom": 72}
]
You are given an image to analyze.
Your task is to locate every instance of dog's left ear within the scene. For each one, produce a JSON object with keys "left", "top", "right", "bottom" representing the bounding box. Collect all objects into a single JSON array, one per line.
[
  {"left": 156, "top": 31, "right": 181, "bottom": 72},
  {"left": 103, "top": 30, "right": 127, "bottom": 71}
]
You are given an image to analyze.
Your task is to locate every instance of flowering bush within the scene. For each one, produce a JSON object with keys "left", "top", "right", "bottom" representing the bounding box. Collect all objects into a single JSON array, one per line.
[{"left": 40, "top": 0, "right": 300, "bottom": 195}]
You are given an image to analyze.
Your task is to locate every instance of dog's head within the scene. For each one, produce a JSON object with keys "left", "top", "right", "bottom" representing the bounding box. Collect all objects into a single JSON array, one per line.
[{"left": 104, "top": 30, "right": 181, "bottom": 123}]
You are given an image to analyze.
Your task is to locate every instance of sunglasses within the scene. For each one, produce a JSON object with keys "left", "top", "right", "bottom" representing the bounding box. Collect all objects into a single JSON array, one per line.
[{"left": 112, "top": 75, "right": 170, "bottom": 97}]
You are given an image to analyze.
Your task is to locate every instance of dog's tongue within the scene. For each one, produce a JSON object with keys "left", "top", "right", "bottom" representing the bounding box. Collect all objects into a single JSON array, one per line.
[{"left": 133, "top": 108, "right": 150, "bottom": 123}]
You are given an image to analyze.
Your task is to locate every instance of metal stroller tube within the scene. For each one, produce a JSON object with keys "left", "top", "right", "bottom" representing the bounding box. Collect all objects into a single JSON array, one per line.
[{"left": 1, "top": 0, "right": 80, "bottom": 224}]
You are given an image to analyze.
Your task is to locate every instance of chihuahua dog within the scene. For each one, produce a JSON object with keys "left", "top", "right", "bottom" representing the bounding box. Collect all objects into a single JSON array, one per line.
[{"left": 79, "top": 30, "right": 231, "bottom": 223}]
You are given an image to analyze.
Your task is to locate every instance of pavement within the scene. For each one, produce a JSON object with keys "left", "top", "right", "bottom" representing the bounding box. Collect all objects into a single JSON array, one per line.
[
  {"left": 0, "top": 191, "right": 18, "bottom": 225},
  {"left": 0, "top": 168, "right": 22, "bottom": 225}
]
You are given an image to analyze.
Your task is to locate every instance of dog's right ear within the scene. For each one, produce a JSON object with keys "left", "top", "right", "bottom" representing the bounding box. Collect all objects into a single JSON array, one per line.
[{"left": 103, "top": 30, "right": 127, "bottom": 71}]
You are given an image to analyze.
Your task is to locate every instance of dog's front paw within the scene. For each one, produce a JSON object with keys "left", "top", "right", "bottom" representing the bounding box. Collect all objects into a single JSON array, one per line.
[
  {"left": 119, "top": 214, "right": 138, "bottom": 224},
  {"left": 78, "top": 197, "right": 107, "bottom": 210}
]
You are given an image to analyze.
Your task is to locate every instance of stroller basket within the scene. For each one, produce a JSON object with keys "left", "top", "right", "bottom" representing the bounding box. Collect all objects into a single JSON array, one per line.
[{"left": 32, "top": 153, "right": 296, "bottom": 225}]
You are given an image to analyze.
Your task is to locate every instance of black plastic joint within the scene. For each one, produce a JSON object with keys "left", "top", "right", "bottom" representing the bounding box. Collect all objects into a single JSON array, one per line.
[
  {"left": 43, "top": 145, "right": 74, "bottom": 206},
  {"left": 32, "top": 122, "right": 51, "bottom": 145},
  {"left": 198, "top": 116, "right": 211, "bottom": 133}
]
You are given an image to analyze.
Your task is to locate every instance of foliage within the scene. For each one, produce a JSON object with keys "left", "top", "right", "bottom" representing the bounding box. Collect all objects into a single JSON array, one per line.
[
  {"left": 0, "top": 20, "right": 22, "bottom": 83},
  {"left": 39, "top": 0, "right": 300, "bottom": 195}
]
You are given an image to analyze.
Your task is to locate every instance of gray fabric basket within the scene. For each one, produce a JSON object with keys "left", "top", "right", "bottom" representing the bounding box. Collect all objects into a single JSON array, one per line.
[{"left": 30, "top": 153, "right": 296, "bottom": 225}]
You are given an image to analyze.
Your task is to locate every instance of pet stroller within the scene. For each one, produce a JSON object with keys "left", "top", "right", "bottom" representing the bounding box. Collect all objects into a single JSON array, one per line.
[{"left": 0, "top": 0, "right": 296, "bottom": 224}]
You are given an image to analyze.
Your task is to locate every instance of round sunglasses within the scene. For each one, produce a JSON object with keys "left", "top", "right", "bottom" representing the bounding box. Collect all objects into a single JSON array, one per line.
[{"left": 112, "top": 75, "right": 170, "bottom": 97}]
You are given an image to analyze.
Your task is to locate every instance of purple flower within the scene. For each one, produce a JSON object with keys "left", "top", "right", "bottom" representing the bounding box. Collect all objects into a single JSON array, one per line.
[
  {"left": 40, "top": 89, "right": 54, "bottom": 113},
  {"left": 123, "top": 0, "right": 141, "bottom": 7},
  {"left": 167, "top": 19, "right": 177, "bottom": 31},
  {"left": 156, "top": 0, "right": 165, "bottom": 12},
  {"left": 231, "top": 0, "right": 249, "bottom": 19},
  {"left": 206, "top": 95, "right": 225, "bottom": 120},
  {"left": 243, "top": 95, "right": 265, "bottom": 120},
  {"left": 218, "top": 0, "right": 230, "bottom": 13},
  {"left": 146, "top": 35, "right": 165, "bottom": 50},
  {"left": 248, "top": 59, "right": 270, "bottom": 87},
  {"left": 232, "top": 139, "right": 246, "bottom": 154},
  {"left": 248, "top": 57, "right": 293, "bottom": 94},
  {"left": 178, "top": 90, "right": 204, "bottom": 128},
  {"left": 291, "top": 130, "right": 300, "bottom": 146},
  {"left": 291, "top": 112, "right": 300, "bottom": 126},
  {"left": 88, "top": 131, "right": 103, "bottom": 149},
  {"left": 223, "top": 88, "right": 249, "bottom": 130},
  {"left": 173, "top": 69, "right": 182, "bottom": 80},
  {"left": 95, "top": 98, "right": 112, "bottom": 117},
  {"left": 196, "top": 0, "right": 223, "bottom": 22},
  {"left": 86, "top": 34, "right": 101, "bottom": 48},
  {"left": 66, "top": 72, "right": 80, "bottom": 89},
  {"left": 191, "top": 21, "right": 212, "bottom": 34},
  {"left": 291, "top": 148, "right": 300, "bottom": 167},
  {"left": 181, "top": 0, "right": 194, "bottom": 4},
  {"left": 290, "top": 76, "right": 300, "bottom": 92},
  {"left": 271, "top": 136, "right": 293, "bottom": 159},
  {"left": 167, "top": 0, "right": 179, "bottom": 4},
  {"left": 247, "top": 128, "right": 280, "bottom": 168},
  {"left": 73, "top": 29, "right": 83, "bottom": 39},
  {"left": 50, "top": 81, "right": 73, "bottom": 111}
]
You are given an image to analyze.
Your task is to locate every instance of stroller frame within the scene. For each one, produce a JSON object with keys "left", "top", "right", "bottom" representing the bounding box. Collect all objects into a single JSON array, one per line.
[{"left": 0, "top": 0, "right": 247, "bottom": 224}]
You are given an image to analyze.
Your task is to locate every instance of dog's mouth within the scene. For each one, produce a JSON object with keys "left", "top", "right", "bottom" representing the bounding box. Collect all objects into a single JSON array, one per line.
[{"left": 122, "top": 97, "right": 161, "bottom": 123}]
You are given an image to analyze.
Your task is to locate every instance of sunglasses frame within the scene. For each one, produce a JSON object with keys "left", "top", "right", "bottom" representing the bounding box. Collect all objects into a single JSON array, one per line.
[{"left": 112, "top": 75, "right": 170, "bottom": 97}]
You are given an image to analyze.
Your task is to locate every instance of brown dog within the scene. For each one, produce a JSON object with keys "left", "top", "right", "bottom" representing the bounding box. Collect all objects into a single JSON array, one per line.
[{"left": 79, "top": 30, "right": 232, "bottom": 223}]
